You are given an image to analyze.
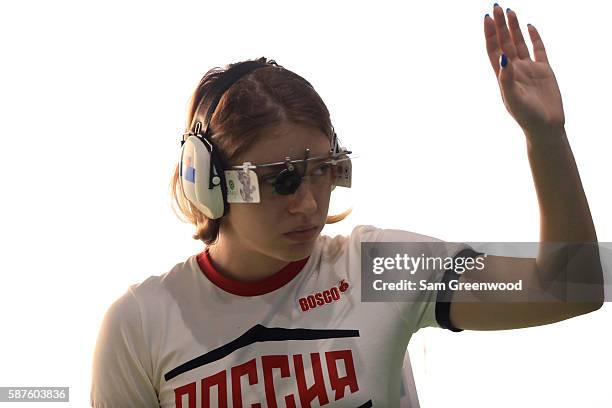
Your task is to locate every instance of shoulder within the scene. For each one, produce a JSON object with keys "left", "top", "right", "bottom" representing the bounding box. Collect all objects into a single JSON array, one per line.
[
  {"left": 316, "top": 224, "right": 465, "bottom": 263},
  {"left": 317, "top": 225, "right": 470, "bottom": 269},
  {"left": 319, "top": 224, "right": 456, "bottom": 248},
  {"left": 96, "top": 256, "right": 199, "bottom": 356},
  {"left": 98, "top": 256, "right": 199, "bottom": 333},
  {"left": 100, "top": 287, "right": 141, "bottom": 337},
  {"left": 126, "top": 256, "right": 197, "bottom": 304}
]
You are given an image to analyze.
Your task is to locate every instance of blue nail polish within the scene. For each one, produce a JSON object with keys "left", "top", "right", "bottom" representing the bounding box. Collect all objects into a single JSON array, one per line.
[
  {"left": 494, "top": 3, "right": 499, "bottom": 7},
  {"left": 506, "top": 8, "right": 511, "bottom": 13},
  {"left": 500, "top": 53, "right": 508, "bottom": 68},
  {"left": 485, "top": 13, "right": 490, "bottom": 18}
]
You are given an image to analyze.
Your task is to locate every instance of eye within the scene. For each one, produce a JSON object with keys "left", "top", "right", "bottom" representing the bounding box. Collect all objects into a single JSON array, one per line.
[{"left": 311, "top": 163, "right": 331, "bottom": 177}]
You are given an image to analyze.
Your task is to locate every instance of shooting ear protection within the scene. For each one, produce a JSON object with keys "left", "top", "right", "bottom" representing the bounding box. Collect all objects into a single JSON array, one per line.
[
  {"left": 180, "top": 122, "right": 227, "bottom": 219},
  {"left": 178, "top": 58, "right": 352, "bottom": 220}
]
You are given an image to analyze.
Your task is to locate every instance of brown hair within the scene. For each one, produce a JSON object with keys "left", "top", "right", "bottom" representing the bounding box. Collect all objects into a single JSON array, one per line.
[{"left": 170, "top": 57, "right": 351, "bottom": 245}]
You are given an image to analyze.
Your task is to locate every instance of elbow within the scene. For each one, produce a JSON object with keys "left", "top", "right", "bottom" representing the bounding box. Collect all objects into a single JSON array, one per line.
[
  {"left": 577, "top": 280, "right": 605, "bottom": 315},
  {"left": 566, "top": 282, "right": 604, "bottom": 317},
  {"left": 575, "top": 299, "right": 604, "bottom": 316},
  {"left": 588, "top": 299, "right": 604, "bottom": 313}
]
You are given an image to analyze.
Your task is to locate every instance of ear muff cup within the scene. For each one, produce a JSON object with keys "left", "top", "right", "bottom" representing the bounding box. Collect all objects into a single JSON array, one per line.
[{"left": 179, "top": 135, "right": 227, "bottom": 219}]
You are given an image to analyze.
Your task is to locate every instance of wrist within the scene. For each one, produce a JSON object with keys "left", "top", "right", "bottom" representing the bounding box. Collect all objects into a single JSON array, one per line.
[{"left": 524, "top": 125, "right": 567, "bottom": 151}]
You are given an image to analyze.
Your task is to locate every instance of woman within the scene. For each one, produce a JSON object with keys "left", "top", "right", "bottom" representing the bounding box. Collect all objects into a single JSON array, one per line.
[{"left": 91, "top": 5, "right": 604, "bottom": 407}]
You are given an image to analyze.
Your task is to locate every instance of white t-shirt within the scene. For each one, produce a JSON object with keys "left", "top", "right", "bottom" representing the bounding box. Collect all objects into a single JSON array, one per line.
[{"left": 91, "top": 225, "right": 472, "bottom": 407}]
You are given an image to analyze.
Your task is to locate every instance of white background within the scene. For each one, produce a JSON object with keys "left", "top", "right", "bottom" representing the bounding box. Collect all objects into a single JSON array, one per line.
[{"left": 1, "top": 0, "right": 610, "bottom": 407}]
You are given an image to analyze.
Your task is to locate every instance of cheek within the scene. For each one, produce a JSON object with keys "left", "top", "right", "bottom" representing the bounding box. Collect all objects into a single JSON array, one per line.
[
  {"left": 227, "top": 202, "right": 281, "bottom": 235},
  {"left": 258, "top": 193, "right": 286, "bottom": 217},
  {"left": 316, "top": 185, "right": 333, "bottom": 208}
]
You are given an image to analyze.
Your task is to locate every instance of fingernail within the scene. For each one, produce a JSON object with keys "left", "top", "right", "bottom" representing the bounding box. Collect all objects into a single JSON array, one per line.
[
  {"left": 506, "top": 7, "right": 511, "bottom": 13},
  {"left": 527, "top": 23, "right": 533, "bottom": 27},
  {"left": 485, "top": 13, "right": 490, "bottom": 18},
  {"left": 494, "top": 3, "right": 499, "bottom": 8},
  {"left": 500, "top": 53, "right": 508, "bottom": 68}
]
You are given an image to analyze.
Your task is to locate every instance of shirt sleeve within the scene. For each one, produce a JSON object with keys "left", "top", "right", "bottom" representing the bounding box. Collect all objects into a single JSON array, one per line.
[
  {"left": 348, "top": 225, "right": 477, "bottom": 333},
  {"left": 90, "top": 288, "right": 160, "bottom": 408}
]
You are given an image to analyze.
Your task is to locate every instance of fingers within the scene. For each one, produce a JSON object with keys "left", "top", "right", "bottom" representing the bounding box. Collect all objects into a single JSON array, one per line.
[
  {"left": 484, "top": 4, "right": 549, "bottom": 77},
  {"left": 484, "top": 14, "right": 501, "bottom": 77},
  {"left": 506, "top": 9, "right": 531, "bottom": 60},
  {"left": 492, "top": 4, "right": 517, "bottom": 60},
  {"left": 527, "top": 24, "right": 549, "bottom": 64}
]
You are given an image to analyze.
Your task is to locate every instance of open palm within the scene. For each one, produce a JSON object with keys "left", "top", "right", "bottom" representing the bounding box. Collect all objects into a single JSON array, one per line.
[{"left": 485, "top": 5, "right": 565, "bottom": 136}]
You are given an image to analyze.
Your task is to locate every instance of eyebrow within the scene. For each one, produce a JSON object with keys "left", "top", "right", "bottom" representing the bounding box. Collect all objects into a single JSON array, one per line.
[
  {"left": 251, "top": 152, "right": 333, "bottom": 167},
  {"left": 256, "top": 157, "right": 333, "bottom": 181}
]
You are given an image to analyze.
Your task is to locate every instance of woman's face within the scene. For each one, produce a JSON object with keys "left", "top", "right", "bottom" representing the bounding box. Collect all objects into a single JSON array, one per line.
[{"left": 221, "top": 122, "right": 333, "bottom": 262}]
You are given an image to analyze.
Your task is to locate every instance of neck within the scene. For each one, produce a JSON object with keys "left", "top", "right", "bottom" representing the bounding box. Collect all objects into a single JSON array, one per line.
[{"left": 207, "top": 233, "right": 290, "bottom": 283}]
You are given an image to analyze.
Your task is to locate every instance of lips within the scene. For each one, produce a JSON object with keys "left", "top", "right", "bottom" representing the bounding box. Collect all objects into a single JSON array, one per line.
[
  {"left": 288, "top": 225, "right": 317, "bottom": 233},
  {"left": 283, "top": 225, "right": 320, "bottom": 242}
]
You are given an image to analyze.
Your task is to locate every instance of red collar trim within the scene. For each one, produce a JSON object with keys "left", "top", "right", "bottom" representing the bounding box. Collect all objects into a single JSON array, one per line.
[{"left": 196, "top": 250, "right": 309, "bottom": 296}]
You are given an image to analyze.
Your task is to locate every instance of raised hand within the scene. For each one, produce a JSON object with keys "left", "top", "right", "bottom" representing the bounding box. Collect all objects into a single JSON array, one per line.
[{"left": 484, "top": 4, "right": 565, "bottom": 138}]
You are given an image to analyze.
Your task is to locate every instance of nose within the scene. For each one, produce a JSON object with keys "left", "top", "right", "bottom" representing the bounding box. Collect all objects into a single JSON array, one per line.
[{"left": 287, "top": 177, "right": 318, "bottom": 215}]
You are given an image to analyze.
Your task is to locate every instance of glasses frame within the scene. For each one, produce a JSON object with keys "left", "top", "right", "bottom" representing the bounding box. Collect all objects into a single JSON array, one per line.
[{"left": 224, "top": 149, "right": 352, "bottom": 202}]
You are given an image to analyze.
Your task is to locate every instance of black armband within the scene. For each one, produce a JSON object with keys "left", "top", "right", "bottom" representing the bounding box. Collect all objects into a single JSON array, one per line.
[{"left": 435, "top": 248, "right": 484, "bottom": 332}]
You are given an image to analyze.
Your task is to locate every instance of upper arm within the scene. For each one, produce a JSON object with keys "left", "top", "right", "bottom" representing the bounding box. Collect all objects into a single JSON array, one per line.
[
  {"left": 447, "top": 253, "right": 602, "bottom": 331},
  {"left": 91, "top": 290, "right": 160, "bottom": 408}
]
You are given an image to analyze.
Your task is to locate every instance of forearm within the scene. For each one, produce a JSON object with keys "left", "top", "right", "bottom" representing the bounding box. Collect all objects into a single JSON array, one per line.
[
  {"left": 525, "top": 127, "right": 603, "bottom": 305},
  {"left": 525, "top": 127, "right": 597, "bottom": 243}
]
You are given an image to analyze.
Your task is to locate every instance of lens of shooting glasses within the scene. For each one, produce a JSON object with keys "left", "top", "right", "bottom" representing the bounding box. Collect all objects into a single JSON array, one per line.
[{"left": 274, "top": 169, "right": 302, "bottom": 195}]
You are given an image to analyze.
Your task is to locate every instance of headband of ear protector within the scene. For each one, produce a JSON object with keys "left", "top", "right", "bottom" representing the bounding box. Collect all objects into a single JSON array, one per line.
[{"left": 178, "top": 58, "right": 352, "bottom": 220}]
